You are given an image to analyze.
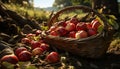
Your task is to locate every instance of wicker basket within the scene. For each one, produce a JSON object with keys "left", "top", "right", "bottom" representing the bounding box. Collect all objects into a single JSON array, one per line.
[{"left": 42, "top": 5, "right": 114, "bottom": 58}]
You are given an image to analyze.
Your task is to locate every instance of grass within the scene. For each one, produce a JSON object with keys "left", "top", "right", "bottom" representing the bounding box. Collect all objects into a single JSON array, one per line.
[{"left": 4, "top": 3, "right": 50, "bottom": 23}]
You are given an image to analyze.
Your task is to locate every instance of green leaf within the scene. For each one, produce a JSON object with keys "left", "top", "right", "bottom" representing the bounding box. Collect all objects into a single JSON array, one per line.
[
  {"left": 108, "top": 19, "right": 119, "bottom": 30},
  {"left": 108, "top": 15, "right": 117, "bottom": 20},
  {"left": 2, "top": 62, "right": 14, "bottom": 69},
  {"left": 97, "top": 25, "right": 104, "bottom": 33},
  {"left": 26, "top": 65, "right": 37, "bottom": 69},
  {"left": 96, "top": 16, "right": 104, "bottom": 25}
]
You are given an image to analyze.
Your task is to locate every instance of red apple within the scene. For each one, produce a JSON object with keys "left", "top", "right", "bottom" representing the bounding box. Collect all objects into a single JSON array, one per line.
[
  {"left": 31, "top": 41, "right": 41, "bottom": 49},
  {"left": 0, "top": 54, "right": 18, "bottom": 64},
  {"left": 91, "top": 19, "right": 101, "bottom": 31},
  {"left": 68, "top": 31, "right": 76, "bottom": 38},
  {"left": 86, "top": 23, "right": 92, "bottom": 30},
  {"left": 26, "top": 33, "right": 35, "bottom": 39},
  {"left": 21, "top": 37, "right": 31, "bottom": 44},
  {"left": 75, "top": 30, "right": 88, "bottom": 39},
  {"left": 45, "top": 52, "right": 60, "bottom": 63},
  {"left": 18, "top": 51, "right": 31, "bottom": 61},
  {"left": 15, "top": 47, "right": 27, "bottom": 56},
  {"left": 70, "top": 17, "right": 78, "bottom": 25},
  {"left": 76, "top": 22, "right": 87, "bottom": 31},
  {"left": 49, "top": 31, "right": 59, "bottom": 36},
  {"left": 57, "top": 21, "right": 67, "bottom": 27},
  {"left": 56, "top": 26, "right": 67, "bottom": 36},
  {"left": 40, "top": 43, "right": 49, "bottom": 51},
  {"left": 48, "top": 26, "right": 57, "bottom": 32},
  {"left": 65, "top": 23, "right": 76, "bottom": 32},
  {"left": 32, "top": 47, "right": 44, "bottom": 56},
  {"left": 87, "top": 29, "right": 97, "bottom": 36},
  {"left": 35, "top": 30, "right": 42, "bottom": 36}
]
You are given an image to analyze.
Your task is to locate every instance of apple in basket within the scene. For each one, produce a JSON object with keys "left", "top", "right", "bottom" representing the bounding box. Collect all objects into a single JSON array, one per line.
[
  {"left": 65, "top": 22, "right": 76, "bottom": 32},
  {"left": 76, "top": 22, "right": 87, "bottom": 31},
  {"left": 0, "top": 54, "right": 18, "bottom": 64},
  {"left": 55, "top": 26, "right": 67, "bottom": 36},
  {"left": 69, "top": 17, "right": 79, "bottom": 25},
  {"left": 91, "top": 19, "right": 101, "bottom": 31},
  {"left": 68, "top": 31, "right": 76, "bottom": 38},
  {"left": 87, "top": 28, "right": 97, "bottom": 36},
  {"left": 75, "top": 30, "right": 88, "bottom": 39}
]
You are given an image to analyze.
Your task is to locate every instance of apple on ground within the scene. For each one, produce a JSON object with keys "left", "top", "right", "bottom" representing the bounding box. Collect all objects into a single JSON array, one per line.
[
  {"left": 40, "top": 43, "right": 49, "bottom": 51},
  {"left": 45, "top": 52, "right": 60, "bottom": 63},
  {"left": 26, "top": 33, "right": 35, "bottom": 39},
  {"left": 0, "top": 54, "right": 18, "bottom": 64},
  {"left": 35, "top": 30, "right": 42, "bottom": 36},
  {"left": 32, "top": 47, "right": 44, "bottom": 56},
  {"left": 31, "top": 41, "right": 41, "bottom": 49},
  {"left": 18, "top": 51, "right": 31, "bottom": 61},
  {"left": 75, "top": 30, "right": 88, "bottom": 39},
  {"left": 15, "top": 47, "right": 27, "bottom": 56},
  {"left": 21, "top": 37, "right": 31, "bottom": 44}
]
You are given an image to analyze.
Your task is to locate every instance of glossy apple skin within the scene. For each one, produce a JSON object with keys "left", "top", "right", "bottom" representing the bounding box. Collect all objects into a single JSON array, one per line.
[
  {"left": 49, "top": 31, "right": 59, "bottom": 36},
  {"left": 45, "top": 52, "right": 60, "bottom": 63},
  {"left": 70, "top": 17, "right": 78, "bottom": 25},
  {"left": 21, "top": 37, "right": 31, "bottom": 44},
  {"left": 76, "top": 22, "right": 87, "bottom": 31},
  {"left": 87, "top": 29, "right": 97, "bottom": 36},
  {"left": 15, "top": 47, "right": 27, "bottom": 56},
  {"left": 56, "top": 26, "right": 67, "bottom": 36},
  {"left": 26, "top": 33, "right": 35, "bottom": 39},
  {"left": 18, "top": 51, "right": 31, "bottom": 61},
  {"left": 48, "top": 26, "right": 57, "bottom": 33},
  {"left": 0, "top": 54, "right": 18, "bottom": 64},
  {"left": 57, "top": 21, "right": 67, "bottom": 27},
  {"left": 31, "top": 41, "right": 41, "bottom": 49},
  {"left": 68, "top": 31, "right": 76, "bottom": 38},
  {"left": 75, "top": 30, "right": 88, "bottom": 39},
  {"left": 86, "top": 23, "right": 92, "bottom": 30},
  {"left": 40, "top": 43, "right": 49, "bottom": 51},
  {"left": 32, "top": 47, "right": 44, "bottom": 56},
  {"left": 91, "top": 19, "right": 101, "bottom": 31},
  {"left": 65, "top": 23, "right": 76, "bottom": 32},
  {"left": 35, "top": 30, "right": 42, "bottom": 36}
]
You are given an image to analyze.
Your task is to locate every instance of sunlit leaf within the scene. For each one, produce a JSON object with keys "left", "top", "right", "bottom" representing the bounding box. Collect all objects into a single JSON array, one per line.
[
  {"left": 26, "top": 65, "right": 37, "bottom": 69},
  {"left": 108, "top": 19, "right": 119, "bottom": 30},
  {"left": 2, "top": 62, "right": 14, "bottom": 69},
  {"left": 108, "top": 15, "right": 117, "bottom": 20},
  {"left": 97, "top": 25, "right": 104, "bottom": 33}
]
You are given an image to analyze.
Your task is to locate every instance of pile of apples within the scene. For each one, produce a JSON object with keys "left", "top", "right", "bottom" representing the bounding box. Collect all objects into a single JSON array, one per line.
[
  {"left": 0, "top": 30, "right": 60, "bottom": 64},
  {"left": 48, "top": 17, "right": 103, "bottom": 39}
]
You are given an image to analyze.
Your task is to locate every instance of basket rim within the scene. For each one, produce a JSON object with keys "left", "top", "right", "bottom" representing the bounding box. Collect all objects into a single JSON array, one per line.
[
  {"left": 45, "top": 5, "right": 108, "bottom": 41},
  {"left": 48, "top": 5, "right": 108, "bottom": 30}
]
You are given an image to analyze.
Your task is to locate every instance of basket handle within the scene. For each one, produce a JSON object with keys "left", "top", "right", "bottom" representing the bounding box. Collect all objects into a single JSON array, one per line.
[{"left": 48, "top": 5, "right": 108, "bottom": 30}]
